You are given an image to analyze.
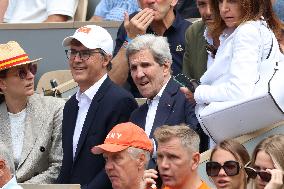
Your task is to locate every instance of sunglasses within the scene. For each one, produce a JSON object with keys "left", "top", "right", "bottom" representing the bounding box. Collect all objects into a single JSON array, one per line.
[
  {"left": 206, "top": 161, "right": 240, "bottom": 177},
  {"left": 15, "top": 64, "right": 37, "bottom": 79},
  {"left": 244, "top": 167, "right": 271, "bottom": 182}
]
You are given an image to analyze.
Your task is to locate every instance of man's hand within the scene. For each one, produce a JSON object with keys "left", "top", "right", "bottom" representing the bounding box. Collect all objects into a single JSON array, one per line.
[
  {"left": 124, "top": 8, "right": 154, "bottom": 39},
  {"left": 264, "top": 169, "right": 283, "bottom": 189},
  {"left": 140, "top": 169, "right": 158, "bottom": 189},
  {"left": 180, "top": 87, "right": 196, "bottom": 104}
]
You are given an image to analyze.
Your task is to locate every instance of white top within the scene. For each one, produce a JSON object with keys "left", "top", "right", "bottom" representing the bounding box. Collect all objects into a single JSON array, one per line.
[
  {"left": 4, "top": 0, "right": 78, "bottom": 23},
  {"left": 73, "top": 74, "right": 107, "bottom": 158},
  {"left": 8, "top": 109, "right": 26, "bottom": 169},
  {"left": 194, "top": 20, "right": 275, "bottom": 104},
  {"left": 1, "top": 176, "right": 23, "bottom": 189}
]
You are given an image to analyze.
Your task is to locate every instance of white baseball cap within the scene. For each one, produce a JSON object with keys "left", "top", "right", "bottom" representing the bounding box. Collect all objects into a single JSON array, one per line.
[{"left": 62, "top": 25, "right": 113, "bottom": 55}]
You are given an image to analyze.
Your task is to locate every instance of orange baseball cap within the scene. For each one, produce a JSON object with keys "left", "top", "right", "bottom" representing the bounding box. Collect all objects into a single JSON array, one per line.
[{"left": 91, "top": 122, "right": 153, "bottom": 154}]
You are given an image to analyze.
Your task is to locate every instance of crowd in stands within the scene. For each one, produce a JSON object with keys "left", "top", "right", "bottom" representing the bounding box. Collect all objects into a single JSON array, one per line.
[{"left": 0, "top": 0, "right": 284, "bottom": 189}]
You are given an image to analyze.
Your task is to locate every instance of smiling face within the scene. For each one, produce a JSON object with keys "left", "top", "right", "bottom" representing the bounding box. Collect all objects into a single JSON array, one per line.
[
  {"left": 210, "top": 148, "right": 246, "bottom": 189},
  {"left": 254, "top": 150, "right": 275, "bottom": 189},
  {"left": 129, "top": 49, "right": 171, "bottom": 99},
  {"left": 68, "top": 44, "right": 108, "bottom": 92},
  {"left": 138, "top": 0, "right": 178, "bottom": 21},
  {"left": 197, "top": 0, "right": 214, "bottom": 25},
  {"left": 0, "top": 64, "right": 35, "bottom": 99},
  {"left": 218, "top": 0, "right": 242, "bottom": 29},
  {"left": 104, "top": 150, "right": 143, "bottom": 189}
]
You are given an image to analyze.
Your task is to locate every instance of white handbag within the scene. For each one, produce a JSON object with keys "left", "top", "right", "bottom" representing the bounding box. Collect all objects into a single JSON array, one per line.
[{"left": 197, "top": 24, "right": 284, "bottom": 143}]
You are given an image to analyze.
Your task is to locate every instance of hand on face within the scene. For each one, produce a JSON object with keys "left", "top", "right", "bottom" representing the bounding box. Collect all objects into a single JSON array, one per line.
[
  {"left": 140, "top": 169, "right": 158, "bottom": 189},
  {"left": 264, "top": 169, "right": 283, "bottom": 189},
  {"left": 124, "top": 8, "right": 154, "bottom": 39}
]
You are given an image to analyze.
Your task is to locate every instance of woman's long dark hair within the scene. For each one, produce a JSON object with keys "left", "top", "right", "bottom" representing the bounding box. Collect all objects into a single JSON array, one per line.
[{"left": 209, "top": 0, "right": 284, "bottom": 40}]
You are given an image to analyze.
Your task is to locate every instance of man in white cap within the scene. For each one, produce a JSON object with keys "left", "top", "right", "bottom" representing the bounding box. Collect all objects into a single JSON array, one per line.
[
  {"left": 92, "top": 122, "right": 153, "bottom": 189},
  {"left": 57, "top": 25, "right": 138, "bottom": 189}
]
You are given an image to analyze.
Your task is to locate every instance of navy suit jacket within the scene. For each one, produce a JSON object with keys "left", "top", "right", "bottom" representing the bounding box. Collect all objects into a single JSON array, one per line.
[
  {"left": 57, "top": 77, "right": 138, "bottom": 189},
  {"left": 130, "top": 78, "right": 208, "bottom": 153}
]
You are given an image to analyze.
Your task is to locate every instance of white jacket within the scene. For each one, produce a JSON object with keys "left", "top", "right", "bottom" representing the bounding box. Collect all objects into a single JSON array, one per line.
[{"left": 194, "top": 20, "right": 278, "bottom": 104}]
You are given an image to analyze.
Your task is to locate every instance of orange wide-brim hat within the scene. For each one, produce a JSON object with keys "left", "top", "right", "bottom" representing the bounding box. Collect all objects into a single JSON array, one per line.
[{"left": 0, "top": 41, "right": 42, "bottom": 71}]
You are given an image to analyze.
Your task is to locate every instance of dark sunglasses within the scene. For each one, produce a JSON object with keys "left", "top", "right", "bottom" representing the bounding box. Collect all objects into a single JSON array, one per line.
[
  {"left": 206, "top": 161, "right": 240, "bottom": 177},
  {"left": 244, "top": 167, "right": 271, "bottom": 182},
  {"left": 15, "top": 64, "right": 37, "bottom": 79}
]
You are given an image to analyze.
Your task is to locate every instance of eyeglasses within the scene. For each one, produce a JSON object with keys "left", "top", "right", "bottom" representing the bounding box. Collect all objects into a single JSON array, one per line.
[
  {"left": 244, "top": 167, "right": 271, "bottom": 182},
  {"left": 65, "top": 49, "right": 104, "bottom": 61},
  {"left": 13, "top": 64, "right": 37, "bottom": 79},
  {"left": 206, "top": 161, "right": 241, "bottom": 177}
]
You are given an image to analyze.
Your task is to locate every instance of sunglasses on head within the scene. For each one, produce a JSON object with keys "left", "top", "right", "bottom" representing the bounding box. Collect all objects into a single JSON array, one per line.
[
  {"left": 244, "top": 167, "right": 271, "bottom": 182},
  {"left": 206, "top": 160, "right": 240, "bottom": 177},
  {"left": 15, "top": 64, "right": 37, "bottom": 79}
]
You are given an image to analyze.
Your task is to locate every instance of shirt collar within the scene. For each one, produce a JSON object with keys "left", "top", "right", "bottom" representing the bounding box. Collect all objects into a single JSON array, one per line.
[
  {"left": 76, "top": 74, "right": 107, "bottom": 101},
  {"left": 2, "top": 176, "right": 18, "bottom": 189},
  {"left": 147, "top": 77, "right": 171, "bottom": 105}
]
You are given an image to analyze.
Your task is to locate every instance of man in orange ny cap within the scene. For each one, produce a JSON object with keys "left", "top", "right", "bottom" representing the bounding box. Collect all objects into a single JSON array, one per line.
[{"left": 92, "top": 122, "right": 153, "bottom": 189}]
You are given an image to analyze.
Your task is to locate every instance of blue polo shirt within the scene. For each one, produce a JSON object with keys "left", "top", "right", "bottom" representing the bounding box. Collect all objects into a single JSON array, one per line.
[{"left": 113, "top": 11, "right": 191, "bottom": 97}]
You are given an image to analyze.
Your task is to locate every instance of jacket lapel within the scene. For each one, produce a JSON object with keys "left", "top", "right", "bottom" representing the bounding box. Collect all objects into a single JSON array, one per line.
[
  {"left": 150, "top": 79, "right": 177, "bottom": 137},
  {"left": 0, "top": 103, "right": 13, "bottom": 152},
  {"left": 73, "top": 77, "right": 111, "bottom": 161},
  {"left": 131, "top": 104, "right": 148, "bottom": 129},
  {"left": 18, "top": 95, "right": 43, "bottom": 169}
]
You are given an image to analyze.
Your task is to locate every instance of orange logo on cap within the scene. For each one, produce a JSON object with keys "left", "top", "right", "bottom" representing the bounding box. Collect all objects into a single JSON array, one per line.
[{"left": 77, "top": 26, "right": 91, "bottom": 34}]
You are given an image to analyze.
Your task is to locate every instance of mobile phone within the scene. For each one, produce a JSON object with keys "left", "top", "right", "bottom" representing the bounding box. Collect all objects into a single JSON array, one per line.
[
  {"left": 155, "top": 166, "right": 162, "bottom": 189},
  {"left": 173, "top": 73, "right": 199, "bottom": 93}
]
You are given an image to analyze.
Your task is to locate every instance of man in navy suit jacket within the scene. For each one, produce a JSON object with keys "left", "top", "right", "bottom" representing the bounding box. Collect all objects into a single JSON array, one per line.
[
  {"left": 57, "top": 25, "right": 138, "bottom": 189},
  {"left": 126, "top": 34, "right": 208, "bottom": 166}
]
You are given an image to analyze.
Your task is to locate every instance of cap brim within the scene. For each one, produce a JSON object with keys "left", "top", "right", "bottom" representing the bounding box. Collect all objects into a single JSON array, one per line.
[
  {"left": 91, "top": 144, "right": 129, "bottom": 154},
  {"left": 62, "top": 36, "right": 74, "bottom": 47}
]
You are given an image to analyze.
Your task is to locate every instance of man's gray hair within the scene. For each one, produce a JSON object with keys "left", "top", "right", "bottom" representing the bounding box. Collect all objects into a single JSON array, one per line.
[
  {"left": 154, "top": 124, "right": 200, "bottom": 153},
  {"left": 127, "top": 147, "right": 151, "bottom": 169},
  {"left": 126, "top": 34, "right": 172, "bottom": 65},
  {"left": 0, "top": 143, "right": 15, "bottom": 174}
]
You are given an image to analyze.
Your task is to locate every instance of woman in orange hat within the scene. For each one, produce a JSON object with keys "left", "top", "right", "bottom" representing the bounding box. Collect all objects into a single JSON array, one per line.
[{"left": 0, "top": 41, "right": 65, "bottom": 183}]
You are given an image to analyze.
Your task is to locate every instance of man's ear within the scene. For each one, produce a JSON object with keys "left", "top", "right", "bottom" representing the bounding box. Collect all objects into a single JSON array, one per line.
[
  {"left": 137, "top": 153, "right": 146, "bottom": 170},
  {"left": 102, "top": 54, "right": 112, "bottom": 68},
  {"left": 162, "top": 60, "right": 171, "bottom": 75},
  {"left": 0, "top": 160, "right": 6, "bottom": 176},
  {"left": 191, "top": 152, "right": 200, "bottom": 170}
]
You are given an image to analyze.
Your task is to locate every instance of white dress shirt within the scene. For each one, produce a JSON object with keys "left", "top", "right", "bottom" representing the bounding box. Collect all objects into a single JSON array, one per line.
[
  {"left": 145, "top": 78, "right": 170, "bottom": 158},
  {"left": 145, "top": 78, "right": 170, "bottom": 137},
  {"left": 73, "top": 74, "right": 107, "bottom": 158},
  {"left": 1, "top": 176, "right": 23, "bottom": 189}
]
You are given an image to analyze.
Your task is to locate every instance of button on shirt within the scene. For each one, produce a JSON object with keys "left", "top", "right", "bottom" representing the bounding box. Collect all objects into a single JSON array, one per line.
[{"left": 73, "top": 74, "right": 107, "bottom": 158}]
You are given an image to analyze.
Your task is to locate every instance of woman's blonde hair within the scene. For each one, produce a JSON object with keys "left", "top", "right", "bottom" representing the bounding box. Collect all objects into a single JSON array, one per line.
[
  {"left": 249, "top": 135, "right": 284, "bottom": 189},
  {"left": 251, "top": 134, "right": 284, "bottom": 171}
]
